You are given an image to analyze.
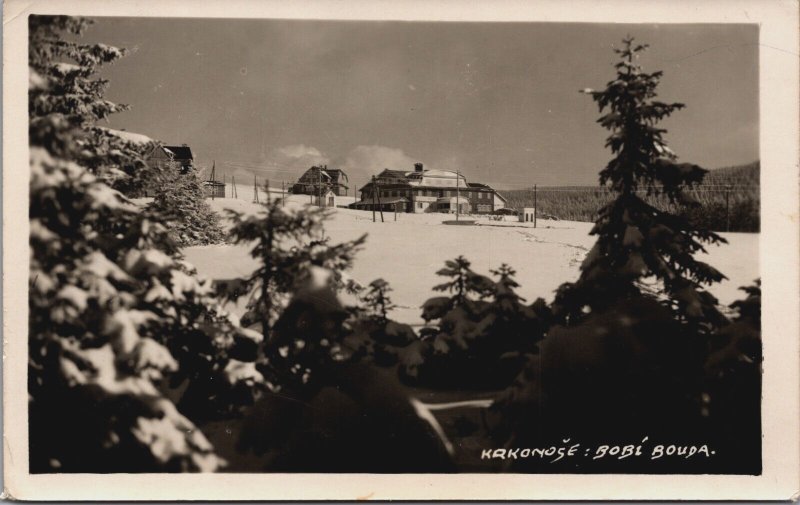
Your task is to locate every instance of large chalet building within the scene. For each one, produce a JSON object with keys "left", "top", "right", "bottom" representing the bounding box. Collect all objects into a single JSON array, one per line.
[
  {"left": 292, "top": 165, "right": 349, "bottom": 197},
  {"left": 351, "top": 163, "right": 506, "bottom": 214}
]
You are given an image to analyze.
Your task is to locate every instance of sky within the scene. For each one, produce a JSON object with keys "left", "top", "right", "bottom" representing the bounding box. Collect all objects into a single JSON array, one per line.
[{"left": 83, "top": 18, "right": 759, "bottom": 189}]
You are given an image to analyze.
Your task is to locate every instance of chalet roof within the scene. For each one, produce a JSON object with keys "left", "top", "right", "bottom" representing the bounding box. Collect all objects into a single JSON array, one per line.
[
  {"left": 163, "top": 145, "right": 193, "bottom": 160},
  {"left": 377, "top": 169, "right": 409, "bottom": 180},
  {"left": 324, "top": 168, "right": 347, "bottom": 177},
  {"left": 358, "top": 181, "right": 413, "bottom": 191},
  {"left": 300, "top": 166, "right": 348, "bottom": 183}
]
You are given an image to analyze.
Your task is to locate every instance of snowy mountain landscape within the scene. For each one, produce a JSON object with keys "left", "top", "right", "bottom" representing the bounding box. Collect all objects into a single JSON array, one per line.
[{"left": 22, "top": 13, "right": 768, "bottom": 483}]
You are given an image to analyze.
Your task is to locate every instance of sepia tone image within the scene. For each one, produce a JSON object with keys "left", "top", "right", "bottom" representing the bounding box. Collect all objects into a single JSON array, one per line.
[{"left": 27, "top": 14, "right": 762, "bottom": 476}]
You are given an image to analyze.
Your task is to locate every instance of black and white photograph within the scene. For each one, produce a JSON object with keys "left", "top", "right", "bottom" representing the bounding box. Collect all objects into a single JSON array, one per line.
[{"left": 4, "top": 0, "right": 799, "bottom": 501}]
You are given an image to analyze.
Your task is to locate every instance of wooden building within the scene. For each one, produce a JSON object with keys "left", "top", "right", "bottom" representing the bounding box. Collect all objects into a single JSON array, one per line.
[
  {"left": 146, "top": 144, "right": 195, "bottom": 173},
  {"left": 292, "top": 165, "right": 349, "bottom": 197},
  {"left": 203, "top": 180, "right": 226, "bottom": 198},
  {"left": 352, "top": 163, "right": 506, "bottom": 214}
]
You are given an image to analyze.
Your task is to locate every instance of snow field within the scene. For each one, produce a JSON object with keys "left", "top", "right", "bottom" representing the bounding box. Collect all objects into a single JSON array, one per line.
[{"left": 183, "top": 198, "right": 760, "bottom": 325}]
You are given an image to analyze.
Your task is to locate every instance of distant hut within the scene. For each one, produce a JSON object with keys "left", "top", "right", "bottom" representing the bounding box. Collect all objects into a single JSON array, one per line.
[
  {"left": 142, "top": 143, "right": 197, "bottom": 196},
  {"left": 203, "top": 180, "right": 226, "bottom": 198},
  {"left": 146, "top": 144, "right": 195, "bottom": 173}
]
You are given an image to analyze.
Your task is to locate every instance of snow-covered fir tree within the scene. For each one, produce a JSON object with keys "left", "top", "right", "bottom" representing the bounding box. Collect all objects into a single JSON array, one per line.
[
  {"left": 403, "top": 258, "right": 549, "bottom": 388},
  {"left": 147, "top": 160, "right": 226, "bottom": 246},
  {"left": 489, "top": 38, "right": 760, "bottom": 474},
  {"left": 552, "top": 37, "right": 727, "bottom": 332},
  {"left": 28, "top": 15, "right": 262, "bottom": 472},
  {"left": 226, "top": 198, "right": 367, "bottom": 392}
]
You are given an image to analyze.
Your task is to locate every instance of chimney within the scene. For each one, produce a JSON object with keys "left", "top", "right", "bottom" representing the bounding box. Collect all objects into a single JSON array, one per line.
[{"left": 414, "top": 162, "right": 423, "bottom": 172}]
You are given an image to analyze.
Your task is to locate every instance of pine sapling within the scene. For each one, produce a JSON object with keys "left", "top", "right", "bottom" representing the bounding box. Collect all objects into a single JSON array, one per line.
[{"left": 363, "top": 278, "right": 396, "bottom": 326}]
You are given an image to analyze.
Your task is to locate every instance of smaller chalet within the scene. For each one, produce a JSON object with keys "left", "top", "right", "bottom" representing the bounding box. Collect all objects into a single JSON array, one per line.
[
  {"left": 146, "top": 144, "right": 195, "bottom": 173},
  {"left": 292, "top": 165, "right": 349, "bottom": 197},
  {"left": 142, "top": 143, "right": 198, "bottom": 196}
]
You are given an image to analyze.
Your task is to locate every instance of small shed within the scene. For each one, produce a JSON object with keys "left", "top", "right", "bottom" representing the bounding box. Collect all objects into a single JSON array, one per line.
[
  {"left": 314, "top": 189, "right": 337, "bottom": 208},
  {"left": 203, "top": 180, "right": 226, "bottom": 198},
  {"left": 519, "top": 207, "right": 536, "bottom": 223}
]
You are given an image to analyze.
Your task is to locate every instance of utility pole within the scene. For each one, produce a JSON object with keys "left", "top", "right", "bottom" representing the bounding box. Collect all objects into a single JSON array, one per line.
[
  {"left": 318, "top": 166, "right": 323, "bottom": 207},
  {"left": 210, "top": 160, "right": 216, "bottom": 200},
  {"left": 253, "top": 174, "right": 259, "bottom": 204},
  {"left": 266, "top": 179, "right": 271, "bottom": 204},
  {"left": 725, "top": 184, "right": 731, "bottom": 232},
  {"left": 372, "top": 175, "right": 384, "bottom": 222},
  {"left": 371, "top": 176, "right": 377, "bottom": 222},
  {"left": 232, "top": 176, "right": 237, "bottom": 199},
  {"left": 281, "top": 180, "right": 285, "bottom": 206},
  {"left": 223, "top": 173, "right": 226, "bottom": 198},
  {"left": 455, "top": 170, "right": 460, "bottom": 221},
  {"left": 533, "top": 184, "right": 537, "bottom": 229},
  {"left": 377, "top": 177, "right": 384, "bottom": 222}
]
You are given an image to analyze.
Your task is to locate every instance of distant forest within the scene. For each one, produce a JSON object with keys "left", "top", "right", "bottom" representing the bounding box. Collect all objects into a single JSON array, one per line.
[{"left": 500, "top": 161, "right": 760, "bottom": 232}]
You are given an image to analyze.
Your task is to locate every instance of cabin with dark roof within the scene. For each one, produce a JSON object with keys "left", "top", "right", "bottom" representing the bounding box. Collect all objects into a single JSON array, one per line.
[{"left": 145, "top": 144, "right": 195, "bottom": 173}]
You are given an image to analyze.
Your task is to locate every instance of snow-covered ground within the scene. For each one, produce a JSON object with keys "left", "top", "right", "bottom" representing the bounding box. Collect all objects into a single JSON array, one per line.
[{"left": 183, "top": 197, "right": 759, "bottom": 325}]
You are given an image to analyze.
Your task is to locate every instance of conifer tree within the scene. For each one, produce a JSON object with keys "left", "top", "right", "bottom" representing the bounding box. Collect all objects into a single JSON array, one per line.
[
  {"left": 341, "top": 278, "right": 416, "bottom": 367},
  {"left": 422, "top": 255, "right": 494, "bottom": 322},
  {"left": 405, "top": 258, "right": 548, "bottom": 388},
  {"left": 29, "top": 15, "right": 157, "bottom": 195},
  {"left": 147, "top": 160, "right": 226, "bottom": 246},
  {"left": 553, "top": 37, "right": 727, "bottom": 333},
  {"left": 703, "top": 279, "right": 761, "bottom": 473},
  {"left": 484, "top": 264, "right": 549, "bottom": 353},
  {"left": 226, "top": 198, "right": 366, "bottom": 391},
  {"left": 490, "top": 38, "right": 747, "bottom": 473},
  {"left": 363, "top": 278, "right": 395, "bottom": 326},
  {"left": 28, "top": 15, "right": 259, "bottom": 472}
]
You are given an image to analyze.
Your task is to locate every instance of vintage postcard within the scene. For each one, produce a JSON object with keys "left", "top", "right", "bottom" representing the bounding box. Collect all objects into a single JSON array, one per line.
[{"left": 4, "top": 0, "right": 799, "bottom": 501}]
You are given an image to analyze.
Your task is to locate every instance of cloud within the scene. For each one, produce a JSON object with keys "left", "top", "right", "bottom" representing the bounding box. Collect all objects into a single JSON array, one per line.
[
  {"left": 268, "top": 144, "right": 329, "bottom": 182},
  {"left": 205, "top": 144, "right": 330, "bottom": 191},
  {"left": 337, "top": 145, "right": 420, "bottom": 188},
  {"left": 276, "top": 144, "right": 326, "bottom": 161}
]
